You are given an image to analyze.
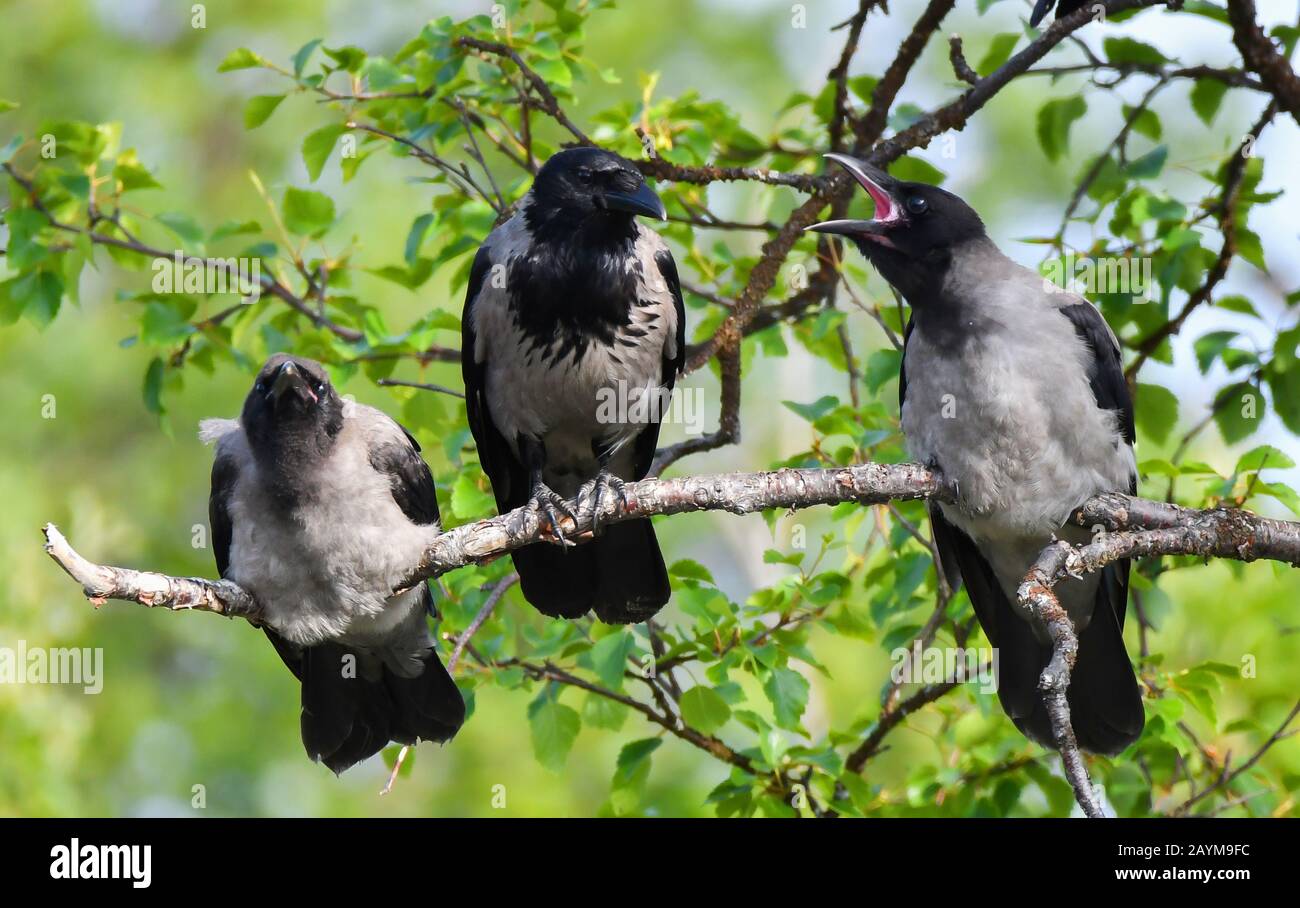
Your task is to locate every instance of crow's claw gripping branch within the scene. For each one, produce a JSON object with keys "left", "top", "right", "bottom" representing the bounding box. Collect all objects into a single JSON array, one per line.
[
  {"left": 528, "top": 477, "right": 577, "bottom": 546},
  {"left": 578, "top": 470, "right": 628, "bottom": 535}
]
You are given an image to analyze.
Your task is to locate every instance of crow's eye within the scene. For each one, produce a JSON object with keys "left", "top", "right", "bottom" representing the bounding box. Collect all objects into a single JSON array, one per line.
[
  {"left": 255, "top": 381, "right": 266, "bottom": 394},
  {"left": 906, "top": 195, "right": 929, "bottom": 215},
  {"left": 313, "top": 379, "right": 326, "bottom": 394}
]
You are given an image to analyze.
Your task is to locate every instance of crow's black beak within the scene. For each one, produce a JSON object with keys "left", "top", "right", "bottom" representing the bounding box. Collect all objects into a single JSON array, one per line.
[
  {"left": 806, "top": 153, "right": 904, "bottom": 241},
  {"left": 269, "top": 361, "right": 318, "bottom": 406},
  {"left": 604, "top": 182, "right": 667, "bottom": 220}
]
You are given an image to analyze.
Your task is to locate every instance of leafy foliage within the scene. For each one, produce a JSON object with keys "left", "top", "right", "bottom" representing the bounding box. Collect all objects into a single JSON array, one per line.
[{"left": 2, "top": 0, "right": 1298, "bottom": 817}]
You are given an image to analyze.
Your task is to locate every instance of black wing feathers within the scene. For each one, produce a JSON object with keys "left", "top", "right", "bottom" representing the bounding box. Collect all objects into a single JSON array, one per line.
[
  {"left": 462, "top": 244, "right": 529, "bottom": 512},
  {"left": 1058, "top": 302, "right": 1135, "bottom": 445},
  {"left": 208, "top": 451, "right": 238, "bottom": 579},
  {"left": 631, "top": 248, "right": 687, "bottom": 478},
  {"left": 370, "top": 424, "right": 440, "bottom": 526}
]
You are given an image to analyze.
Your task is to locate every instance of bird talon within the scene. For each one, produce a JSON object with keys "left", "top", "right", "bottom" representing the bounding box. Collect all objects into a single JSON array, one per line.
[
  {"left": 529, "top": 480, "right": 576, "bottom": 545},
  {"left": 580, "top": 470, "right": 628, "bottom": 535}
]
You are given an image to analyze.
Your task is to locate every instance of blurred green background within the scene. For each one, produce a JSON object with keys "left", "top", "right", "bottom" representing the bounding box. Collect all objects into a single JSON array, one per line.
[{"left": 1, "top": 0, "right": 1298, "bottom": 817}]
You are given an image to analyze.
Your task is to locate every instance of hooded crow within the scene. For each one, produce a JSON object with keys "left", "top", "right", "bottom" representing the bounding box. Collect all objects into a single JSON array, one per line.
[
  {"left": 461, "top": 147, "right": 684, "bottom": 624},
  {"left": 203, "top": 354, "right": 465, "bottom": 773},
  {"left": 810, "top": 154, "right": 1145, "bottom": 755}
]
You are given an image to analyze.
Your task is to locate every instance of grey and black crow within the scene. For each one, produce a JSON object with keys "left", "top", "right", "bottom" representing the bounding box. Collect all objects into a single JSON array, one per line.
[
  {"left": 461, "top": 147, "right": 684, "bottom": 624},
  {"left": 810, "top": 154, "right": 1145, "bottom": 754},
  {"left": 204, "top": 354, "right": 464, "bottom": 773}
]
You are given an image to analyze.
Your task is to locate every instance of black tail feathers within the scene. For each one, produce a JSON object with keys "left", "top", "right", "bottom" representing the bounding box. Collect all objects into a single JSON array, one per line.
[
  {"left": 995, "top": 564, "right": 1146, "bottom": 756},
  {"left": 268, "top": 630, "right": 465, "bottom": 774},
  {"left": 930, "top": 507, "right": 1144, "bottom": 756},
  {"left": 512, "top": 517, "right": 669, "bottom": 624}
]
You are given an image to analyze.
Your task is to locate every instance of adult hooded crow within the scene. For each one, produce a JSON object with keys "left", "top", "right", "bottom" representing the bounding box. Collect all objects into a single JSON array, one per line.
[
  {"left": 461, "top": 147, "right": 684, "bottom": 624},
  {"left": 809, "top": 154, "right": 1144, "bottom": 754},
  {"left": 203, "top": 354, "right": 464, "bottom": 773}
]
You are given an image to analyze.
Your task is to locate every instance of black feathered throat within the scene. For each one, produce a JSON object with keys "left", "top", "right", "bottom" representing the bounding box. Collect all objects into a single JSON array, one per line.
[{"left": 508, "top": 213, "right": 643, "bottom": 367}]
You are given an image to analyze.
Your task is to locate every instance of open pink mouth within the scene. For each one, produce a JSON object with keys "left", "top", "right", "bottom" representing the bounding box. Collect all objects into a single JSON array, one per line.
[
  {"left": 858, "top": 174, "right": 898, "bottom": 224},
  {"left": 827, "top": 153, "right": 901, "bottom": 226},
  {"left": 807, "top": 154, "right": 903, "bottom": 248}
]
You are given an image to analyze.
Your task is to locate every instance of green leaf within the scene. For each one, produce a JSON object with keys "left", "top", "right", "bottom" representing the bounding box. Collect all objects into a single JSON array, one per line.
[
  {"left": 1103, "top": 37, "right": 1169, "bottom": 66},
  {"left": 782, "top": 395, "right": 838, "bottom": 423},
  {"left": 763, "top": 666, "right": 809, "bottom": 728},
  {"left": 281, "top": 187, "right": 335, "bottom": 237},
  {"left": 1036, "top": 97, "right": 1087, "bottom": 162},
  {"left": 583, "top": 692, "right": 628, "bottom": 731},
  {"left": 864, "top": 348, "right": 902, "bottom": 393},
  {"left": 0, "top": 278, "right": 22, "bottom": 326},
  {"left": 1124, "top": 145, "right": 1167, "bottom": 180},
  {"left": 1216, "top": 294, "right": 1257, "bottom": 317},
  {"left": 293, "top": 39, "right": 323, "bottom": 77},
  {"left": 0, "top": 99, "right": 18, "bottom": 113},
  {"left": 1190, "top": 78, "right": 1228, "bottom": 125},
  {"left": 59, "top": 174, "right": 90, "bottom": 200},
  {"left": 140, "top": 301, "right": 196, "bottom": 346},
  {"left": 1235, "top": 227, "right": 1266, "bottom": 271},
  {"left": 887, "top": 155, "right": 945, "bottom": 185},
  {"left": 0, "top": 134, "right": 22, "bottom": 165},
  {"left": 1259, "top": 481, "right": 1300, "bottom": 518},
  {"left": 363, "top": 57, "right": 406, "bottom": 91},
  {"left": 243, "top": 94, "right": 286, "bottom": 130},
  {"left": 527, "top": 696, "right": 580, "bottom": 772},
  {"left": 322, "top": 45, "right": 366, "bottom": 73},
  {"left": 210, "top": 219, "right": 261, "bottom": 243},
  {"left": 113, "top": 150, "right": 161, "bottom": 191},
  {"left": 1268, "top": 368, "right": 1300, "bottom": 435},
  {"left": 302, "top": 125, "right": 346, "bottom": 181},
  {"left": 610, "top": 738, "right": 661, "bottom": 815},
  {"left": 1213, "top": 382, "right": 1261, "bottom": 444},
  {"left": 680, "top": 686, "right": 731, "bottom": 735},
  {"left": 976, "top": 34, "right": 1019, "bottom": 77},
  {"left": 589, "top": 631, "right": 635, "bottom": 691},
  {"left": 11, "top": 269, "right": 63, "bottom": 327},
  {"left": 1134, "top": 383, "right": 1178, "bottom": 443},
  {"left": 1234, "top": 444, "right": 1295, "bottom": 473},
  {"left": 405, "top": 213, "right": 434, "bottom": 267},
  {"left": 217, "top": 47, "right": 265, "bottom": 72},
  {"left": 670, "top": 559, "right": 715, "bottom": 584},
  {"left": 1193, "top": 330, "right": 1237, "bottom": 374},
  {"left": 142, "top": 356, "right": 166, "bottom": 415},
  {"left": 449, "top": 470, "right": 494, "bottom": 519},
  {"left": 155, "top": 212, "right": 204, "bottom": 248},
  {"left": 1124, "top": 105, "right": 1162, "bottom": 141}
]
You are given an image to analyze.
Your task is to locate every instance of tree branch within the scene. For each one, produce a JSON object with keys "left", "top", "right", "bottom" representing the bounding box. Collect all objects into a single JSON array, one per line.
[
  {"left": 44, "top": 462, "right": 947, "bottom": 616},
  {"left": 1015, "top": 494, "right": 1300, "bottom": 817},
  {"left": 42, "top": 457, "right": 1300, "bottom": 818},
  {"left": 1227, "top": 0, "right": 1300, "bottom": 124}
]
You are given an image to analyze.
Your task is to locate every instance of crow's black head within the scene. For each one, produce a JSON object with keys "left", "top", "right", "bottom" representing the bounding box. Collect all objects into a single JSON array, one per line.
[
  {"left": 242, "top": 354, "right": 345, "bottom": 473},
  {"left": 525, "top": 147, "right": 665, "bottom": 241},
  {"left": 808, "top": 153, "right": 986, "bottom": 302}
]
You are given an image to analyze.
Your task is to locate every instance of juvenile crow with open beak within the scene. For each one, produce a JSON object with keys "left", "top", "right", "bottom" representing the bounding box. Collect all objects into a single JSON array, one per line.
[
  {"left": 461, "top": 147, "right": 684, "bottom": 623},
  {"left": 810, "top": 154, "right": 1144, "bottom": 754},
  {"left": 203, "top": 354, "right": 464, "bottom": 773}
]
